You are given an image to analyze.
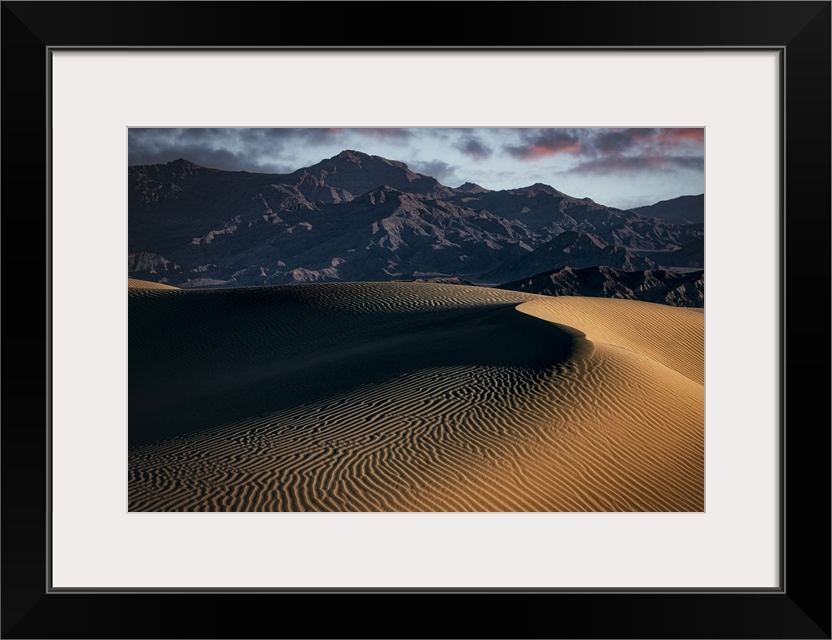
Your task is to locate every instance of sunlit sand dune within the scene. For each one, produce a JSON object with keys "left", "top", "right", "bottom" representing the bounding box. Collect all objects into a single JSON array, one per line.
[
  {"left": 517, "top": 296, "right": 704, "bottom": 385},
  {"left": 128, "top": 278, "right": 179, "bottom": 290},
  {"left": 128, "top": 282, "right": 703, "bottom": 512}
]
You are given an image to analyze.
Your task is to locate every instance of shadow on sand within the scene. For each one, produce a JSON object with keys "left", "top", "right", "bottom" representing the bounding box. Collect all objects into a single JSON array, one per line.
[{"left": 129, "top": 283, "right": 589, "bottom": 449}]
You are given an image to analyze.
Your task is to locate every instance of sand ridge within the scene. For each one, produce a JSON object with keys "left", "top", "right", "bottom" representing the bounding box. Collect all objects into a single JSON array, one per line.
[
  {"left": 128, "top": 278, "right": 179, "bottom": 290},
  {"left": 128, "top": 282, "right": 703, "bottom": 512},
  {"left": 516, "top": 296, "right": 704, "bottom": 385}
]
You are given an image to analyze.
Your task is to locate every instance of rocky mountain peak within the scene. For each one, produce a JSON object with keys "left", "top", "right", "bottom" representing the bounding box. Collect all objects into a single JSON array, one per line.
[
  {"left": 335, "top": 149, "right": 363, "bottom": 162},
  {"left": 525, "top": 182, "right": 563, "bottom": 196},
  {"left": 168, "top": 158, "right": 202, "bottom": 169},
  {"left": 456, "top": 181, "right": 491, "bottom": 194}
]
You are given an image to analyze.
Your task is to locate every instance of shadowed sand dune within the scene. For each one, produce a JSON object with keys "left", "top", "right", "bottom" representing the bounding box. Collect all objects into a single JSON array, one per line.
[{"left": 128, "top": 283, "right": 703, "bottom": 512}]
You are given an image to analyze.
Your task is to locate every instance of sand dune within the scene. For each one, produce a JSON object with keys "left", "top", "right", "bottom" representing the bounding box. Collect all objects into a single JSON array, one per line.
[
  {"left": 128, "top": 278, "right": 179, "bottom": 290},
  {"left": 517, "top": 296, "right": 704, "bottom": 385},
  {"left": 128, "top": 283, "right": 703, "bottom": 512}
]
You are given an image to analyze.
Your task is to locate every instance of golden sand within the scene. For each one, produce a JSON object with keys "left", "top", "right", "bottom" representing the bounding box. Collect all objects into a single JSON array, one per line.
[{"left": 128, "top": 278, "right": 179, "bottom": 290}]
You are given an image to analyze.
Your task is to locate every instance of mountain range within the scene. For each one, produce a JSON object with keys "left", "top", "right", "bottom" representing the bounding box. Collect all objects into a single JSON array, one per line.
[
  {"left": 498, "top": 266, "right": 705, "bottom": 308},
  {"left": 129, "top": 150, "right": 705, "bottom": 300},
  {"left": 630, "top": 194, "right": 704, "bottom": 225}
]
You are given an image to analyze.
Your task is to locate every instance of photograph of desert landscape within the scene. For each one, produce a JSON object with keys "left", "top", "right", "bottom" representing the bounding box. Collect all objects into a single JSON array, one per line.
[{"left": 128, "top": 127, "right": 704, "bottom": 512}]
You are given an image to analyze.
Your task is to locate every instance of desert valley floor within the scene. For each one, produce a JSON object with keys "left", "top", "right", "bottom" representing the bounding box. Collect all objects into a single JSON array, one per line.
[{"left": 128, "top": 279, "right": 704, "bottom": 512}]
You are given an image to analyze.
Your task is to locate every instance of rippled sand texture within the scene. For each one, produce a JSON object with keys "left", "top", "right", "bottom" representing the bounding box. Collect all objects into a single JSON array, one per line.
[
  {"left": 128, "top": 283, "right": 703, "bottom": 512},
  {"left": 128, "top": 278, "right": 179, "bottom": 290}
]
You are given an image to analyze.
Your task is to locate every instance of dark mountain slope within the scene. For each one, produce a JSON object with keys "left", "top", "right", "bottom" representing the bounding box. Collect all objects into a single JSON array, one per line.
[
  {"left": 630, "top": 194, "right": 704, "bottom": 225},
  {"left": 482, "top": 231, "right": 659, "bottom": 284},
  {"left": 498, "top": 265, "right": 704, "bottom": 308}
]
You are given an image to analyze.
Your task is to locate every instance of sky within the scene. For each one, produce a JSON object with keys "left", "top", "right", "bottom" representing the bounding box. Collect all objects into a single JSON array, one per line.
[{"left": 128, "top": 127, "right": 704, "bottom": 210}]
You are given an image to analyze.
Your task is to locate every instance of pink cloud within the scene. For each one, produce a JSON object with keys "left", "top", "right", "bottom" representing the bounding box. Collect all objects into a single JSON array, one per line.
[
  {"left": 656, "top": 128, "right": 705, "bottom": 145},
  {"left": 508, "top": 139, "right": 582, "bottom": 160}
]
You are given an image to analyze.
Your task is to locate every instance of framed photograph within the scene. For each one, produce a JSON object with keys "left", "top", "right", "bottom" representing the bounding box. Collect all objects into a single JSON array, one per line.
[
  {"left": 3, "top": 2, "right": 829, "bottom": 638},
  {"left": 123, "top": 124, "right": 708, "bottom": 516}
]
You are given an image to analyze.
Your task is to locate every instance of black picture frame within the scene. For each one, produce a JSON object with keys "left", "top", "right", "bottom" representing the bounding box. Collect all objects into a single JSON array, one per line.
[{"left": 2, "top": 2, "right": 829, "bottom": 638}]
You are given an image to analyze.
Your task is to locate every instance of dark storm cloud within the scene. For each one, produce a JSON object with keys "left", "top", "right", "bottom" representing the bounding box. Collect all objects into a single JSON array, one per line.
[
  {"left": 500, "top": 128, "right": 703, "bottom": 170},
  {"left": 408, "top": 159, "right": 458, "bottom": 185},
  {"left": 589, "top": 129, "right": 656, "bottom": 154},
  {"left": 233, "top": 128, "right": 342, "bottom": 145},
  {"left": 505, "top": 129, "right": 582, "bottom": 160},
  {"left": 352, "top": 128, "right": 414, "bottom": 139},
  {"left": 584, "top": 128, "right": 703, "bottom": 155},
  {"left": 567, "top": 154, "right": 703, "bottom": 175},
  {"left": 128, "top": 128, "right": 352, "bottom": 173},
  {"left": 454, "top": 136, "right": 492, "bottom": 160},
  {"left": 128, "top": 128, "right": 421, "bottom": 173},
  {"left": 551, "top": 128, "right": 704, "bottom": 178}
]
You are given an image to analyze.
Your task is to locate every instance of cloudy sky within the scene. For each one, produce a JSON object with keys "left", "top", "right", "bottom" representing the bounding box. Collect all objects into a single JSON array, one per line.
[{"left": 129, "top": 127, "right": 704, "bottom": 209}]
